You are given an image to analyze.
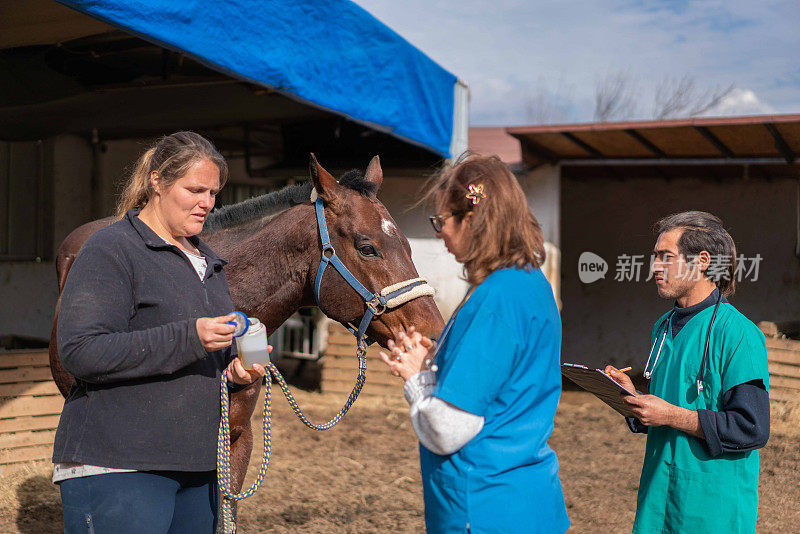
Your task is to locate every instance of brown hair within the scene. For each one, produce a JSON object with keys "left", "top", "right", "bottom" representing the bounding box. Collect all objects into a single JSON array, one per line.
[
  {"left": 422, "top": 153, "right": 545, "bottom": 285},
  {"left": 654, "top": 211, "right": 737, "bottom": 297},
  {"left": 115, "top": 131, "right": 229, "bottom": 217}
]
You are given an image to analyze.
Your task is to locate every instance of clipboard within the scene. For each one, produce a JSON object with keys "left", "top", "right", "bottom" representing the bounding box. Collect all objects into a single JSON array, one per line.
[{"left": 561, "top": 363, "right": 638, "bottom": 418}]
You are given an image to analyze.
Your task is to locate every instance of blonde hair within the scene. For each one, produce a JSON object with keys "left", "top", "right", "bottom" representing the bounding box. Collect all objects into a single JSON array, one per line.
[
  {"left": 116, "top": 131, "right": 229, "bottom": 218},
  {"left": 422, "top": 153, "right": 545, "bottom": 285}
]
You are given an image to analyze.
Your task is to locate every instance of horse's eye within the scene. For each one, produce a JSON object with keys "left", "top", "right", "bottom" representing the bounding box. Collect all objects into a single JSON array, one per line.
[{"left": 358, "top": 244, "right": 378, "bottom": 257}]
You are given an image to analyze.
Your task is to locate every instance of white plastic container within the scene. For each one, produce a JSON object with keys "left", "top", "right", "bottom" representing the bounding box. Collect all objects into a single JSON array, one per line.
[{"left": 235, "top": 317, "right": 269, "bottom": 369}]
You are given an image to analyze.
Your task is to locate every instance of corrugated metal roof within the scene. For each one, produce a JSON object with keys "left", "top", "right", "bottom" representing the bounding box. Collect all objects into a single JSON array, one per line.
[{"left": 507, "top": 114, "right": 800, "bottom": 167}]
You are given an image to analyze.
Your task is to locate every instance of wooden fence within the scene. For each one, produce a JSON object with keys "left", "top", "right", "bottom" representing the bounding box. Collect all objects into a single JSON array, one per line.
[
  {"left": 1, "top": 330, "right": 791, "bottom": 466},
  {"left": 321, "top": 324, "right": 401, "bottom": 397},
  {"left": 0, "top": 349, "right": 62, "bottom": 465},
  {"left": 765, "top": 337, "right": 800, "bottom": 403}
]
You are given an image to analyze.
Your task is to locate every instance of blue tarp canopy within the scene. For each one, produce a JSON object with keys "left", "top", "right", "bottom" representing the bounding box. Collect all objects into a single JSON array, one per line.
[{"left": 55, "top": 0, "right": 461, "bottom": 157}]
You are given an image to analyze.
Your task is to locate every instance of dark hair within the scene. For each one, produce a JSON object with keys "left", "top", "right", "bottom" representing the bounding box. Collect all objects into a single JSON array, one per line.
[
  {"left": 654, "top": 211, "right": 737, "bottom": 296},
  {"left": 116, "top": 131, "right": 229, "bottom": 217},
  {"left": 422, "top": 152, "right": 545, "bottom": 285}
]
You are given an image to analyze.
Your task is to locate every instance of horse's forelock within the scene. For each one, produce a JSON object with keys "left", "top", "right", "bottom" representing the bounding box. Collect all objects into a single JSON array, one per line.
[{"left": 338, "top": 169, "right": 378, "bottom": 197}]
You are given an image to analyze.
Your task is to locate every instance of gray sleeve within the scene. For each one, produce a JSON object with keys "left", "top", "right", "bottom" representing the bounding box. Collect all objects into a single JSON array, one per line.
[
  {"left": 57, "top": 243, "right": 208, "bottom": 383},
  {"left": 403, "top": 371, "right": 484, "bottom": 456}
]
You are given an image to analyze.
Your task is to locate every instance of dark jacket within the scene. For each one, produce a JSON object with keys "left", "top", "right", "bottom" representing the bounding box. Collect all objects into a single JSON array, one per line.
[{"left": 53, "top": 209, "right": 235, "bottom": 471}]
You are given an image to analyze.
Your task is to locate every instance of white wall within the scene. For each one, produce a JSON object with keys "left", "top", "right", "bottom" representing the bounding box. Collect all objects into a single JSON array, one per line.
[
  {"left": 0, "top": 135, "right": 142, "bottom": 340},
  {"left": 377, "top": 177, "right": 469, "bottom": 318},
  {"left": 0, "top": 135, "right": 94, "bottom": 341},
  {"left": 0, "top": 262, "right": 59, "bottom": 340},
  {"left": 406, "top": 237, "right": 470, "bottom": 319},
  {"left": 378, "top": 167, "right": 562, "bottom": 317},
  {"left": 519, "top": 164, "right": 561, "bottom": 306},
  {"left": 519, "top": 164, "right": 560, "bottom": 247}
]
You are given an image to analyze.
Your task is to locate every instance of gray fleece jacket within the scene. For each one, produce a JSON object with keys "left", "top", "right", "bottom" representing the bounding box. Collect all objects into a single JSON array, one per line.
[{"left": 53, "top": 209, "right": 236, "bottom": 472}]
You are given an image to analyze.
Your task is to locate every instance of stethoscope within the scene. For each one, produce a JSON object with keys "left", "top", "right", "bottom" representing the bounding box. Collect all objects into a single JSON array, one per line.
[{"left": 643, "top": 289, "right": 723, "bottom": 395}]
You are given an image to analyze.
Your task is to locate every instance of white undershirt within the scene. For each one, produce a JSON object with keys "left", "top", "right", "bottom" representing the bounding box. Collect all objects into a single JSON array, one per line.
[
  {"left": 180, "top": 247, "right": 207, "bottom": 280},
  {"left": 403, "top": 370, "right": 485, "bottom": 455}
]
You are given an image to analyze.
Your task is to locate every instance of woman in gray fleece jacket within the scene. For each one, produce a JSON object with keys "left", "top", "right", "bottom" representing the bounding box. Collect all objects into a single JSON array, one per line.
[{"left": 54, "top": 132, "right": 266, "bottom": 533}]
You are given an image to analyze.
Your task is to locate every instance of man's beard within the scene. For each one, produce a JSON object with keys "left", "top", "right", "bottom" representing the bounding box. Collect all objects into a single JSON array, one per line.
[{"left": 656, "top": 280, "right": 691, "bottom": 301}]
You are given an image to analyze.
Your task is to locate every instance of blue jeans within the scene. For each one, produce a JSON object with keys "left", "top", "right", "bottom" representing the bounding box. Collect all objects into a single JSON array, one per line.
[{"left": 59, "top": 471, "right": 218, "bottom": 533}]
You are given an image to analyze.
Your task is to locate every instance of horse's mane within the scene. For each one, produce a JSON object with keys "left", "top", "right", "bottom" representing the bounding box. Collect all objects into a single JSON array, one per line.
[{"left": 204, "top": 170, "right": 377, "bottom": 231}]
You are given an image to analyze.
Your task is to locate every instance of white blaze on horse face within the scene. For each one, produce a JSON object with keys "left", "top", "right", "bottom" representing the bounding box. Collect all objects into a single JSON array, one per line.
[{"left": 381, "top": 218, "right": 398, "bottom": 237}]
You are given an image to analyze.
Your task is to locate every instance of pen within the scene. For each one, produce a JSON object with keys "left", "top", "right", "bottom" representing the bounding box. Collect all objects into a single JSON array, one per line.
[{"left": 618, "top": 367, "right": 632, "bottom": 373}]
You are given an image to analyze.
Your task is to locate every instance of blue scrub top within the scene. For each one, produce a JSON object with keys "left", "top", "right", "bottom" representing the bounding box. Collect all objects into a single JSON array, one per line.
[{"left": 421, "top": 267, "right": 570, "bottom": 534}]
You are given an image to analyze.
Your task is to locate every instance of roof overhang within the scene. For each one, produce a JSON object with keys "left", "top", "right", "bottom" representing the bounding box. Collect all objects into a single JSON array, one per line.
[{"left": 507, "top": 115, "right": 800, "bottom": 179}]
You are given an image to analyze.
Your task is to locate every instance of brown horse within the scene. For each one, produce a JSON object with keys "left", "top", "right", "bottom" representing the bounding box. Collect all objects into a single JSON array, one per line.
[{"left": 49, "top": 155, "right": 444, "bottom": 498}]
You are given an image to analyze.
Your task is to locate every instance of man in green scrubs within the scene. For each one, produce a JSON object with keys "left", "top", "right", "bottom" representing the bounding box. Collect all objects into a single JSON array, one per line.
[{"left": 607, "top": 211, "right": 770, "bottom": 534}]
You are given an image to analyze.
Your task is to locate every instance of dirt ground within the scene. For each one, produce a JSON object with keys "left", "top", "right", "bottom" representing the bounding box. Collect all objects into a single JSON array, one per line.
[{"left": 1, "top": 385, "right": 798, "bottom": 533}]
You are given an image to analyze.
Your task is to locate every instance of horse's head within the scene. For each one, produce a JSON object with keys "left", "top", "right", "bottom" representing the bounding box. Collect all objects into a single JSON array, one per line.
[{"left": 309, "top": 155, "right": 444, "bottom": 347}]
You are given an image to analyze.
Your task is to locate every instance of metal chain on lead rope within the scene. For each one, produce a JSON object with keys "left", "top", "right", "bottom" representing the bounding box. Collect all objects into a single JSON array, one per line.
[{"left": 216, "top": 348, "right": 367, "bottom": 534}]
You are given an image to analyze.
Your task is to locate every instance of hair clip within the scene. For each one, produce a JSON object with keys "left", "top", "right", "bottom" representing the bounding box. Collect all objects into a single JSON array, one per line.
[{"left": 466, "top": 183, "right": 486, "bottom": 205}]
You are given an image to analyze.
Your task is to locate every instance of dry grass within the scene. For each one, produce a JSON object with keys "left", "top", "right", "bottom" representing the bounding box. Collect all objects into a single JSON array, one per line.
[
  {"left": 770, "top": 399, "right": 800, "bottom": 438},
  {"left": 0, "top": 391, "right": 797, "bottom": 533},
  {"left": 0, "top": 461, "right": 61, "bottom": 533}
]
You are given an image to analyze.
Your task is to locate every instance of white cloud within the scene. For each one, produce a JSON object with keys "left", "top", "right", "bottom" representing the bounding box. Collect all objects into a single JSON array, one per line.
[{"left": 707, "top": 88, "right": 776, "bottom": 116}]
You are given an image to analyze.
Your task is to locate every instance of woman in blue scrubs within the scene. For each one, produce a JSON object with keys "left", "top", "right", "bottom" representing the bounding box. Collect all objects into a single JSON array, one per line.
[{"left": 380, "top": 154, "right": 570, "bottom": 534}]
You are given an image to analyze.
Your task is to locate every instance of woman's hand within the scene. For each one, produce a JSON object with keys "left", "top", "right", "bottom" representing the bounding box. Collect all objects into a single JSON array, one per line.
[
  {"left": 380, "top": 327, "right": 436, "bottom": 381},
  {"left": 226, "top": 345, "right": 272, "bottom": 385},
  {"left": 196, "top": 314, "right": 237, "bottom": 352}
]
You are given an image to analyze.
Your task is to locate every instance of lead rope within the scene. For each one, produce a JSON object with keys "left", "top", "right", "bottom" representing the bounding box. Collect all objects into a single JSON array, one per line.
[{"left": 216, "top": 343, "right": 367, "bottom": 534}]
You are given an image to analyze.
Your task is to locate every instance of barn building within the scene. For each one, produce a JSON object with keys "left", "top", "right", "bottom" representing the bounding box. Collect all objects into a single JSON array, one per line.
[
  {"left": 0, "top": 0, "right": 469, "bottom": 463},
  {"left": 0, "top": 0, "right": 469, "bottom": 349},
  {"left": 506, "top": 115, "right": 800, "bottom": 376}
]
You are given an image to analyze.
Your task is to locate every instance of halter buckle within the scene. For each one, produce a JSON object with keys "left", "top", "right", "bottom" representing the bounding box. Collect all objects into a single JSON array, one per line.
[{"left": 366, "top": 296, "right": 386, "bottom": 316}]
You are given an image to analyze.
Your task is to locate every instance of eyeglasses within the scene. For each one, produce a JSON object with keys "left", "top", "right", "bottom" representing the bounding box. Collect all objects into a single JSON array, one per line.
[{"left": 428, "top": 210, "right": 464, "bottom": 233}]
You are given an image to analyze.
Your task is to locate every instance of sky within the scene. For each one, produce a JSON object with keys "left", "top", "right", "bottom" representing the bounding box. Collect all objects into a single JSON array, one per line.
[{"left": 354, "top": 0, "right": 800, "bottom": 126}]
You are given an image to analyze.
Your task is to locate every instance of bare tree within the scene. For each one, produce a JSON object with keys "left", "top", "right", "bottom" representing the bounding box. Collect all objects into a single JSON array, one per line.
[
  {"left": 652, "top": 75, "right": 735, "bottom": 119},
  {"left": 593, "top": 71, "right": 639, "bottom": 122},
  {"left": 528, "top": 72, "right": 735, "bottom": 125},
  {"left": 525, "top": 76, "right": 576, "bottom": 125}
]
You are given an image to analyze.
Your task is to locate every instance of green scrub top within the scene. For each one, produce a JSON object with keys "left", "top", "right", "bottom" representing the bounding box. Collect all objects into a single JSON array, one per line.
[{"left": 633, "top": 303, "right": 769, "bottom": 534}]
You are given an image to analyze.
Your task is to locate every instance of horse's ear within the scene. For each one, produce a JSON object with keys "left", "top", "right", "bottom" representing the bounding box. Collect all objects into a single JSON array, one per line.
[
  {"left": 309, "top": 153, "right": 339, "bottom": 202},
  {"left": 364, "top": 155, "right": 383, "bottom": 190}
]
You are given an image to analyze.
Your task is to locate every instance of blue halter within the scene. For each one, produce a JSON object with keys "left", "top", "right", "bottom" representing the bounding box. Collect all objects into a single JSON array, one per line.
[{"left": 312, "top": 197, "right": 429, "bottom": 359}]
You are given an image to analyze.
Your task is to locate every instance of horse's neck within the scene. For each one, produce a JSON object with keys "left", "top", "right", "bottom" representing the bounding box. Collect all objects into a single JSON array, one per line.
[{"left": 204, "top": 204, "right": 318, "bottom": 333}]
